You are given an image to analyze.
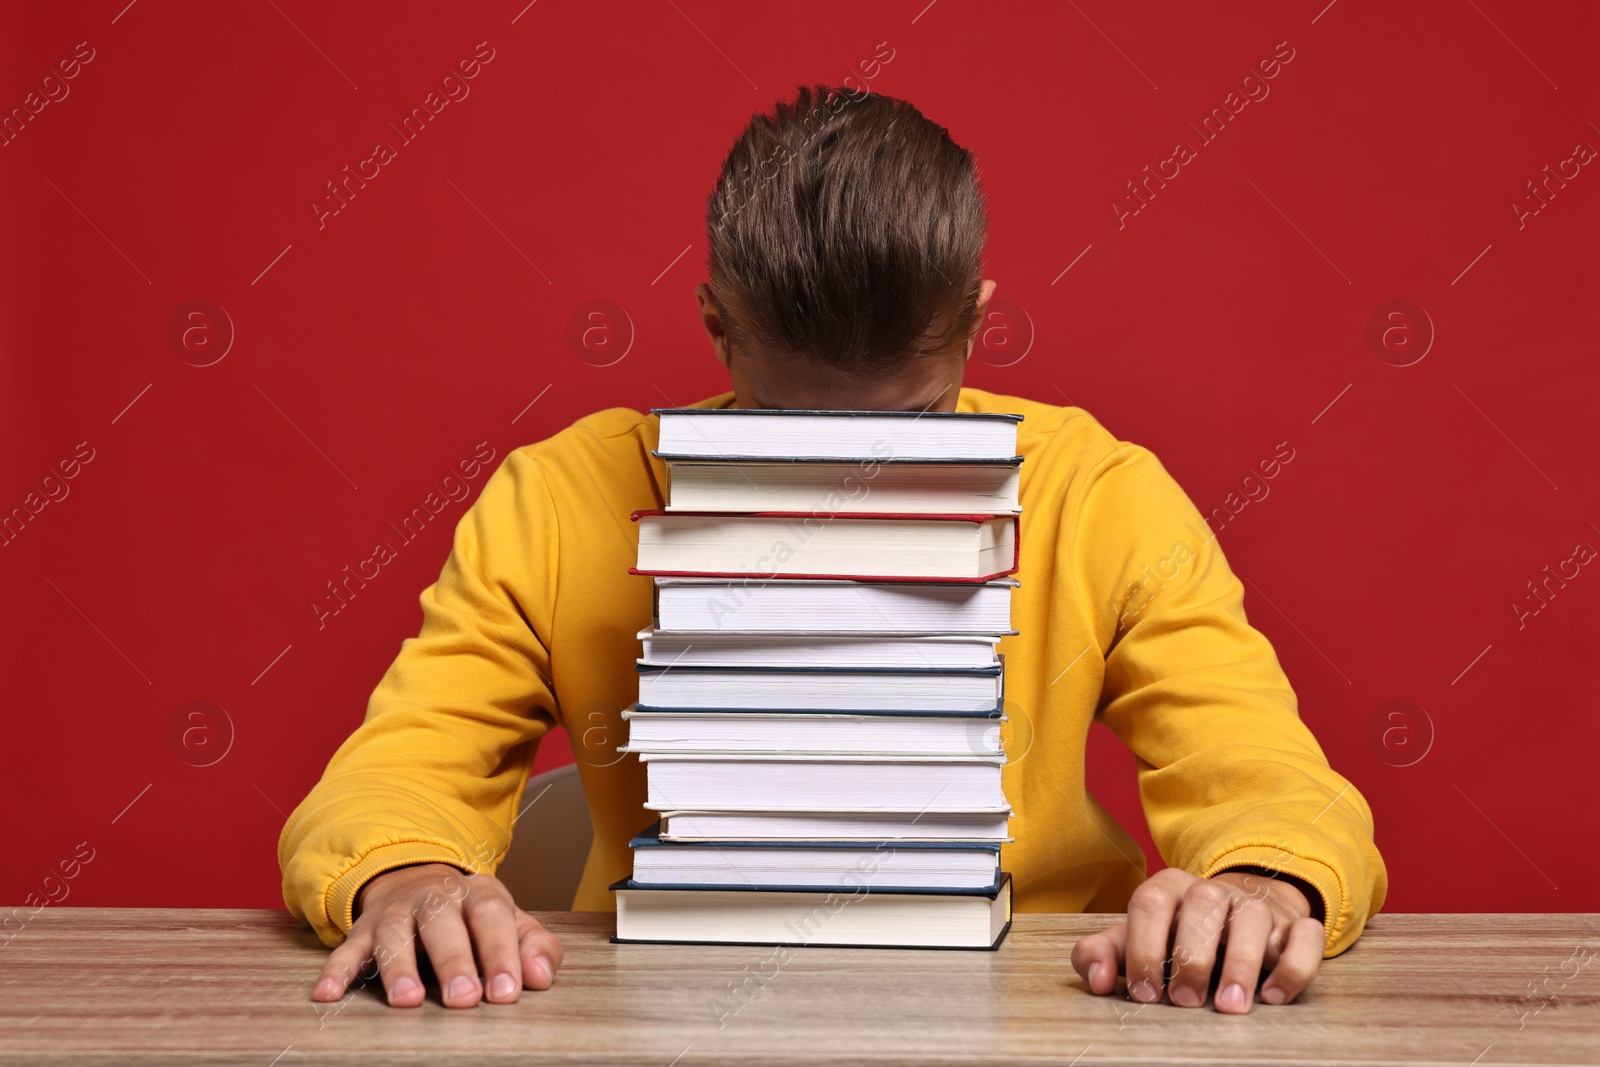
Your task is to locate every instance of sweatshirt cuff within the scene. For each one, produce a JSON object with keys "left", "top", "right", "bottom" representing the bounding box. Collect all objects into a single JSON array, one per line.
[
  {"left": 1202, "top": 845, "right": 1346, "bottom": 957},
  {"left": 327, "top": 841, "right": 473, "bottom": 939}
]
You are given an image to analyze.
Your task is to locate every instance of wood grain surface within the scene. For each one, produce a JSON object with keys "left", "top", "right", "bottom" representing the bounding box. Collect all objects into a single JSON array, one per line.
[{"left": 1, "top": 908, "right": 1596, "bottom": 1065}]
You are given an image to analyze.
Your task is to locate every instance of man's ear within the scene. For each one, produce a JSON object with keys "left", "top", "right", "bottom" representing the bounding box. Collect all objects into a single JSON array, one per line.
[
  {"left": 964, "top": 279, "right": 999, "bottom": 362},
  {"left": 695, "top": 283, "right": 732, "bottom": 371}
]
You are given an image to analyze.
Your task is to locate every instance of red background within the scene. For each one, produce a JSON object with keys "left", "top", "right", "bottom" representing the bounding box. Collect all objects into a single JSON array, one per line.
[{"left": 3, "top": 1, "right": 1595, "bottom": 914}]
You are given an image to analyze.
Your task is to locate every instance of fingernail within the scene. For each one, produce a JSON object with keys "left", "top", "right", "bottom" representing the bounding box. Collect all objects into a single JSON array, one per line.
[
  {"left": 447, "top": 976, "right": 477, "bottom": 1001},
  {"left": 1169, "top": 984, "right": 1201, "bottom": 1007},
  {"left": 490, "top": 972, "right": 517, "bottom": 999},
  {"left": 529, "top": 955, "right": 553, "bottom": 986},
  {"left": 391, "top": 976, "right": 419, "bottom": 999},
  {"left": 1087, "top": 961, "right": 1102, "bottom": 992},
  {"left": 1129, "top": 979, "right": 1158, "bottom": 1003},
  {"left": 1261, "top": 985, "right": 1286, "bottom": 1005},
  {"left": 1219, "top": 982, "right": 1246, "bottom": 1010},
  {"left": 314, "top": 978, "right": 341, "bottom": 1000}
]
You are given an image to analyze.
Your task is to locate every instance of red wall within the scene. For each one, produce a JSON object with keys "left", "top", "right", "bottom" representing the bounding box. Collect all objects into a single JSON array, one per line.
[{"left": 3, "top": 1, "right": 1595, "bottom": 913}]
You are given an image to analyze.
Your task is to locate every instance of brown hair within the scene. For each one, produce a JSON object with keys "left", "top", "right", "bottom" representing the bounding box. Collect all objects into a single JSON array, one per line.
[{"left": 705, "top": 84, "right": 988, "bottom": 377}]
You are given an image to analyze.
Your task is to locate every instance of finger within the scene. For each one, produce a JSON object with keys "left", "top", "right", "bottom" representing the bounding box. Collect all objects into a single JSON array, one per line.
[
  {"left": 463, "top": 890, "right": 525, "bottom": 1002},
  {"left": 1124, "top": 875, "right": 1184, "bottom": 1004},
  {"left": 1165, "top": 879, "right": 1233, "bottom": 1008},
  {"left": 416, "top": 903, "right": 483, "bottom": 1008},
  {"left": 515, "top": 911, "right": 566, "bottom": 991},
  {"left": 1069, "top": 921, "right": 1128, "bottom": 996},
  {"left": 371, "top": 912, "right": 427, "bottom": 1008},
  {"left": 1259, "top": 917, "right": 1326, "bottom": 1005},
  {"left": 1213, "top": 892, "right": 1275, "bottom": 1014},
  {"left": 313, "top": 926, "right": 373, "bottom": 1001}
]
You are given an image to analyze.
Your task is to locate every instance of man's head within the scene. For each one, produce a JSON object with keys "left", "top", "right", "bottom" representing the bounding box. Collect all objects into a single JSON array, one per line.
[{"left": 696, "top": 84, "right": 995, "bottom": 412}]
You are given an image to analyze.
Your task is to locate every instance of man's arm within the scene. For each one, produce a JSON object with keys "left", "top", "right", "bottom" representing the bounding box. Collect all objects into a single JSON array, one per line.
[
  {"left": 1064, "top": 439, "right": 1387, "bottom": 1009},
  {"left": 278, "top": 447, "right": 565, "bottom": 1006}
]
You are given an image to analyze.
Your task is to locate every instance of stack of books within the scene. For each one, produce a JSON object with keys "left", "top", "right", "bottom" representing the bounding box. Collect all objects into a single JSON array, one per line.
[{"left": 609, "top": 407, "right": 1024, "bottom": 950}]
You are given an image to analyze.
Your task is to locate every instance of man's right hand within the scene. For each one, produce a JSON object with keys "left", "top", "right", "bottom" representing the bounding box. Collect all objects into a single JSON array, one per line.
[{"left": 309, "top": 862, "right": 565, "bottom": 1009}]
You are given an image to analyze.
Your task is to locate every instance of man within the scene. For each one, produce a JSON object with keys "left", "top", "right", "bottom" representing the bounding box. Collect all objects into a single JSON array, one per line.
[{"left": 280, "top": 83, "right": 1385, "bottom": 1016}]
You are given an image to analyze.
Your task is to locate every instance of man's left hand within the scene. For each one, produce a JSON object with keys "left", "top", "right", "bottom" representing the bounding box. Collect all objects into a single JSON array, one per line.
[{"left": 1069, "top": 867, "right": 1327, "bottom": 1013}]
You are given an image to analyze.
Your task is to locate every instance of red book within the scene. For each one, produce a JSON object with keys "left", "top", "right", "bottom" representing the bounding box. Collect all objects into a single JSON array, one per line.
[{"left": 628, "top": 509, "right": 1020, "bottom": 583}]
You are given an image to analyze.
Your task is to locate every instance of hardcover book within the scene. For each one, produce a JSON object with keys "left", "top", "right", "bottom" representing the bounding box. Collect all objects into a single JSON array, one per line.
[
  {"left": 630, "top": 510, "right": 1019, "bottom": 583},
  {"left": 652, "top": 406, "right": 1023, "bottom": 463},
  {"left": 610, "top": 871, "right": 1013, "bottom": 949}
]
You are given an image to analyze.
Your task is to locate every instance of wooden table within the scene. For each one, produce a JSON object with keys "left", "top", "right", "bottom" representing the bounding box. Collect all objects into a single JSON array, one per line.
[{"left": 2, "top": 909, "right": 1596, "bottom": 1065}]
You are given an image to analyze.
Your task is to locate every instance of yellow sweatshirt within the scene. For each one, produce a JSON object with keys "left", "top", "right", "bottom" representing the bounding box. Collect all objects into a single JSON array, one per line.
[{"left": 278, "top": 386, "right": 1387, "bottom": 955}]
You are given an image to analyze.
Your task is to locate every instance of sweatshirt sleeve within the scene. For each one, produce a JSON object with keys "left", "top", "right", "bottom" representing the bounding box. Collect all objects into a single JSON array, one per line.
[
  {"left": 278, "top": 447, "right": 561, "bottom": 949},
  {"left": 1068, "top": 441, "right": 1388, "bottom": 958}
]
